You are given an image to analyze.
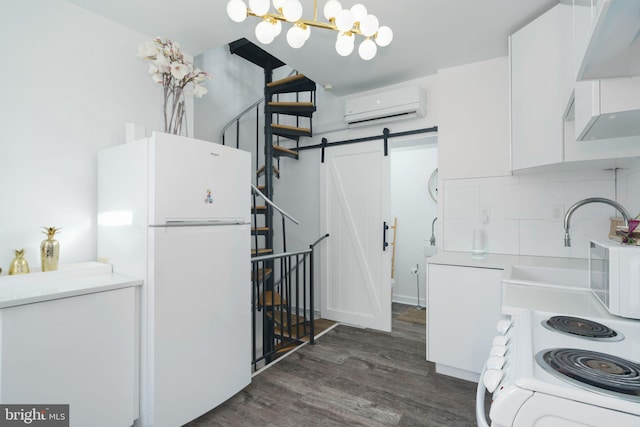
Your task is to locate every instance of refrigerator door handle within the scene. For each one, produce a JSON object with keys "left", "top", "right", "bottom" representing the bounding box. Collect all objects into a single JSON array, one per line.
[{"left": 153, "top": 219, "right": 248, "bottom": 227}]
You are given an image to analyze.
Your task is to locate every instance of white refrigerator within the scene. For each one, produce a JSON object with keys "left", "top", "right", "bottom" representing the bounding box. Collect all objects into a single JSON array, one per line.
[{"left": 97, "top": 132, "right": 251, "bottom": 427}]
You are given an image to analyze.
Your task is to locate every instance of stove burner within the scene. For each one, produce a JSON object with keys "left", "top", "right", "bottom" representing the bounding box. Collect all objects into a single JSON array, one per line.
[
  {"left": 543, "top": 316, "right": 623, "bottom": 341},
  {"left": 536, "top": 348, "right": 640, "bottom": 402}
]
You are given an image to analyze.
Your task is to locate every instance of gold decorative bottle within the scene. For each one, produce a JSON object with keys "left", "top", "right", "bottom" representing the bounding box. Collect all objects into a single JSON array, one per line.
[
  {"left": 9, "top": 249, "right": 30, "bottom": 275},
  {"left": 41, "top": 226, "right": 61, "bottom": 272}
]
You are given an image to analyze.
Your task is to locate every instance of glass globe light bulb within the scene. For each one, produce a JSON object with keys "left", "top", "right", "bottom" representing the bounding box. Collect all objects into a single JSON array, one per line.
[
  {"left": 360, "top": 14, "right": 379, "bottom": 37},
  {"left": 255, "top": 20, "right": 276, "bottom": 44},
  {"left": 358, "top": 38, "right": 377, "bottom": 60},
  {"left": 335, "top": 33, "right": 354, "bottom": 56},
  {"left": 287, "top": 25, "right": 306, "bottom": 48},
  {"left": 282, "top": 0, "right": 303, "bottom": 22},
  {"left": 227, "top": 0, "right": 248, "bottom": 23},
  {"left": 335, "top": 9, "right": 355, "bottom": 32},
  {"left": 249, "top": 0, "right": 270, "bottom": 16},
  {"left": 375, "top": 26, "right": 393, "bottom": 47},
  {"left": 273, "top": 19, "right": 282, "bottom": 37},
  {"left": 350, "top": 4, "right": 367, "bottom": 23},
  {"left": 303, "top": 25, "right": 311, "bottom": 40},
  {"left": 323, "top": 0, "right": 342, "bottom": 21}
]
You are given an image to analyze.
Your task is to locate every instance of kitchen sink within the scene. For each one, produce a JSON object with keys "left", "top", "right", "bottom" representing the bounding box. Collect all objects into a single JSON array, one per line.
[{"left": 506, "top": 264, "right": 589, "bottom": 289}]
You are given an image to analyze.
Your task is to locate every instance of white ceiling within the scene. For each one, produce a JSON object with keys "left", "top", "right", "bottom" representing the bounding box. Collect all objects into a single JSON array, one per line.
[{"left": 69, "top": 0, "right": 560, "bottom": 95}]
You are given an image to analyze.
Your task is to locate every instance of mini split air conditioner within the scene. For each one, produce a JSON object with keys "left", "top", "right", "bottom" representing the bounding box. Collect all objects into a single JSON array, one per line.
[{"left": 344, "top": 86, "right": 426, "bottom": 128}]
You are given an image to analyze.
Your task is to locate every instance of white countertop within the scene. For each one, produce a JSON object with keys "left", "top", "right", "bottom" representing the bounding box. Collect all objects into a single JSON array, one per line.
[
  {"left": 427, "top": 251, "right": 588, "bottom": 271},
  {"left": 0, "top": 262, "right": 143, "bottom": 309}
]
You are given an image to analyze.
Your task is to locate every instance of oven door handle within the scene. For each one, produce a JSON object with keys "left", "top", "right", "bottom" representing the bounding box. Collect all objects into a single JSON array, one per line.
[{"left": 476, "top": 361, "right": 491, "bottom": 427}]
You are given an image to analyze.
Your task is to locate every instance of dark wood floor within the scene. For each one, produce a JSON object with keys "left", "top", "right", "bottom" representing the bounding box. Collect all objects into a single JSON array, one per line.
[{"left": 185, "top": 303, "right": 480, "bottom": 426}]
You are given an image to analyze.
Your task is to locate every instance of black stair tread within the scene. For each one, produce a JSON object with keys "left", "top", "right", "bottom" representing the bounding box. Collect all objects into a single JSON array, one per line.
[
  {"left": 269, "top": 101, "right": 314, "bottom": 107},
  {"left": 229, "top": 38, "right": 286, "bottom": 70},
  {"left": 271, "top": 124, "right": 312, "bottom": 139},
  {"left": 269, "top": 102, "right": 316, "bottom": 117},
  {"left": 266, "top": 74, "right": 316, "bottom": 95}
]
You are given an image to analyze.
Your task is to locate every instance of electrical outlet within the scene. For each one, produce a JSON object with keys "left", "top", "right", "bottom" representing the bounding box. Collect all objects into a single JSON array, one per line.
[{"left": 479, "top": 208, "right": 490, "bottom": 224}]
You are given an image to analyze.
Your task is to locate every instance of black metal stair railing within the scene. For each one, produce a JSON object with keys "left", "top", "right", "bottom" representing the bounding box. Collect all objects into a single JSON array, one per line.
[{"left": 250, "top": 233, "right": 329, "bottom": 372}]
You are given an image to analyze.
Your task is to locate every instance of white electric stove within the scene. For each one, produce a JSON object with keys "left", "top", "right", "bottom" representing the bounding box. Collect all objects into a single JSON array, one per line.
[{"left": 477, "top": 307, "right": 640, "bottom": 426}]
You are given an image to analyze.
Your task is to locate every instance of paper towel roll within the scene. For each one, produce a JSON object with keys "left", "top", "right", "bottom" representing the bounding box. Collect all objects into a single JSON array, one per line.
[{"left": 472, "top": 229, "right": 485, "bottom": 254}]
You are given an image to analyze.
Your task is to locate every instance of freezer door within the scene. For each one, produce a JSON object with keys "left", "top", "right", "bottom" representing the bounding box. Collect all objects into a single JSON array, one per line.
[
  {"left": 148, "top": 224, "right": 250, "bottom": 427},
  {"left": 149, "top": 132, "right": 251, "bottom": 224}
]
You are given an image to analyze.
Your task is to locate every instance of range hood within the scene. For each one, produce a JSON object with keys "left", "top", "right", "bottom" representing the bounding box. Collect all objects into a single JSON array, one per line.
[{"left": 577, "top": 0, "right": 640, "bottom": 81}]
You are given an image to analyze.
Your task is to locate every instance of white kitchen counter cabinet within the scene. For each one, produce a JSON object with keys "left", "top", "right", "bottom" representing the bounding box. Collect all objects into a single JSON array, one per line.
[
  {"left": 510, "top": 4, "right": 572, "bottom": 171},
  {"left": 426, "top": 263, "right": 503, "bottom": 382},
  {"left": 0, "top": 263, "right": 142, "bottom": 427}
]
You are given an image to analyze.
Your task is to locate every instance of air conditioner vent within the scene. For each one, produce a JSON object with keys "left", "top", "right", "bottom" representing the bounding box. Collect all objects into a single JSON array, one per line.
[{"left": 344, "top": 86, "right": 426, "bottom": 128}]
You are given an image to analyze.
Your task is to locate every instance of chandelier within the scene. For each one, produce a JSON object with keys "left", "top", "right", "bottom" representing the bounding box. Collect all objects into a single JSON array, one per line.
[{"left": 226, "top": 0, "right": 393, "bottom": 60}]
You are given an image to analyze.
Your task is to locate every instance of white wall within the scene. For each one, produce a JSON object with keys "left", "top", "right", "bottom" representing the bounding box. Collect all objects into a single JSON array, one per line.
[
  {"left": 0, "top": 0, "right": 164, "bottom": 268},
  {"left": 390, "top": 141, "right": 438, "bottom": 306}
]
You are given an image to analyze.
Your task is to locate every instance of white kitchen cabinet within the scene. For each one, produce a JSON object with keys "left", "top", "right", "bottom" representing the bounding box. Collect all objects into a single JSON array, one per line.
[
  {"left": 426, "top": 263, "right": 503, "bottom": 382},
  {"left": 438, "top": 57, "right": 511, "bottom": 180},
  {"left": 0, "top": 266, "right": 141, "bottom": 427},
  {"left": 510, "top": 4, "right": 573, "bottom": 170}
]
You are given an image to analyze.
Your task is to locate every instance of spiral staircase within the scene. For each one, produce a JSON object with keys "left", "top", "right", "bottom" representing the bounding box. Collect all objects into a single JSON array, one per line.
[{"left": 223, "top": 38, "right": 328, "bottom": 370}]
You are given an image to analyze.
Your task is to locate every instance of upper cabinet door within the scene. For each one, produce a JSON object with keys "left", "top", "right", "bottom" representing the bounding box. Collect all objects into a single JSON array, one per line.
[{"left": 510, "top": 4, "right": 573, "bottom": 171}]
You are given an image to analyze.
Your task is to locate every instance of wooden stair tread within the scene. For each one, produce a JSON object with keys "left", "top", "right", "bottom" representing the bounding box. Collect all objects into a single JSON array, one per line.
[
  {"left": 251, "top": 227, "right": 269, "bottom": 231},
  {"left": 251, "top": 268, "right": 272, "bottom": 281},
  {"left": 257, "top": 165, "right": 280, "bottom": 174},
  {"left": 252, "top": 248, "right": 273, "bottom": 256},
  {"left": 274, "top": 326, "right": 310, "bottom": 340},
  {"left": 272, "top": 145, "right": 299, "bottom": 157},
  {"left": 259, "top": 291, "right": 286, "bottom": 306},
  {"left": 266, "top": 74, "right": 316, "bottom": 95},
  {"left": 256, "top": 165, "right": 280, "bottom": 178},
  {"left": 267, "top": 74, "right": 307, "bottom": 88},
  {"left": 272, "top": 123, "right": 311, "bottom": 133},
  {"left": 267, "top": 310, "right": 305, "bottom": 327}
]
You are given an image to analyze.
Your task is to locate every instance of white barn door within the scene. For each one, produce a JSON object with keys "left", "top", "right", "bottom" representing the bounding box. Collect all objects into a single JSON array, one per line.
[{"left": 320, "top": 140, "right": 392, "bottom": 332}]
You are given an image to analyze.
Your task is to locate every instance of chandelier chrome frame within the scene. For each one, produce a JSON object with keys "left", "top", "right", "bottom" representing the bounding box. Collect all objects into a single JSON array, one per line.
[{"left": 226, "top": 0, "right": 393, "bottom": 60}]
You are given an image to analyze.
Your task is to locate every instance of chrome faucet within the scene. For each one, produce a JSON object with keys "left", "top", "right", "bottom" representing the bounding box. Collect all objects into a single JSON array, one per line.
[
  {"left": 430, "top": 217, "right": 438, "bottom": 246},
  {"left": 563, "top": 197, "right": 630, "bottom": 247}
]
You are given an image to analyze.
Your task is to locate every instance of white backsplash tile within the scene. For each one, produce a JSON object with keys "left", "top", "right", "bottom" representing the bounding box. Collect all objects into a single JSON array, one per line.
[
  {"left": 443, "top": 183, "right": 479, "bottom": 220},
  {"left": 443, "top": 166, "right": 635, "bottom": 259},
  {"left": 484, "top": 220, "right": 520, "bottom": 254}
]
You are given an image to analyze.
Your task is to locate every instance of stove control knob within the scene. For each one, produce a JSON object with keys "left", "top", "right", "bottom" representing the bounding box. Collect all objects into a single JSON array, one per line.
[
  {"left": 496, "top": 319, "right": 512, "bottom": 335},
  {"left": 490, "top": 345, "right": 507, "bottom": 357},
  {"left": 493, "top": 335, "right": 509, "bottom": 346},
  {"left": 487, "top": 356, "right": 505, "bottom": 370},
  {"left": 483, "top": 369, "right": 504, "bottom": 393}
]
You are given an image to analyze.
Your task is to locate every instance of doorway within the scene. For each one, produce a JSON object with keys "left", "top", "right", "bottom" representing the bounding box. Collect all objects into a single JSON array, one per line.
[{"left": 390, "top": 136, "right": 438, "bottom": 314}]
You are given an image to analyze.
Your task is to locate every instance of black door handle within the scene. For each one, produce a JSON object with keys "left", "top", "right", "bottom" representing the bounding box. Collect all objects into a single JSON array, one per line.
[{"left": 383, "top": 221, "right": 389, "bottom": 251}]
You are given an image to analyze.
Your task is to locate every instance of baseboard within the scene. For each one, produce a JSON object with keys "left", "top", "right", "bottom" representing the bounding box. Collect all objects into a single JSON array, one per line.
[{"left": 392, "top": 294, "right": 426, "bottom": 307}]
